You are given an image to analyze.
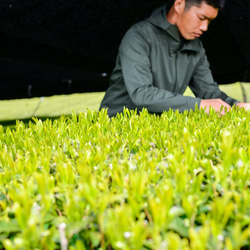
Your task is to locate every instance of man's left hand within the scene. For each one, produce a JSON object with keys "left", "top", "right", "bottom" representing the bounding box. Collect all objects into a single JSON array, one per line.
[{"left": 236, "top": 103, "right": 250, "bottom": 110}]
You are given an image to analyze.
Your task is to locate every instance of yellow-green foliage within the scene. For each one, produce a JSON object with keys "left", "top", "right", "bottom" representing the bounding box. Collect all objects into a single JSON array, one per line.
[{"left": 1, "top": 107, "right": 250, "bottom": 249}]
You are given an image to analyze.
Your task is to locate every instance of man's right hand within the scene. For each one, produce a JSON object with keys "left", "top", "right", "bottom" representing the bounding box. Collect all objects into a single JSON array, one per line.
[{"left": 200, "top": 99, "right": 231, "bottom": 115}]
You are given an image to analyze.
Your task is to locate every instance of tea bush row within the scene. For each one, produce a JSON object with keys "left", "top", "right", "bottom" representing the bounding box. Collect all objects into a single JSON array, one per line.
[{"left": 0, "top": 107, "right": 250, "bottom": 249}]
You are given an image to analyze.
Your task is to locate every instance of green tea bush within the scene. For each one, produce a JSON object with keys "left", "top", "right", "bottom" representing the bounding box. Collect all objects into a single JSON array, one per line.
[{"left": 1, "top": 107, "right": 250, "bottom": 249}]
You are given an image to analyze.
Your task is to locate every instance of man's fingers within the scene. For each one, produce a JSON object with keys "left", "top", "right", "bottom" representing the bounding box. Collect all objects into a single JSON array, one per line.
[
  {"left": 236, "top": 103, "right": 250, "bottom": 110},
  {"left": 200, "top": 99, "right": 231, "bottom": 115}
]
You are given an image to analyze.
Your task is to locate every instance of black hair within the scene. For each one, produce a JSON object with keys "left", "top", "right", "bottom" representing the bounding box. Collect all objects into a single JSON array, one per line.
[
  {"left": 167, "top": 0, "right": 225, "bottom": 10},
  {"left": 185, "top": 0, "right": 225, "bottom": 10}
]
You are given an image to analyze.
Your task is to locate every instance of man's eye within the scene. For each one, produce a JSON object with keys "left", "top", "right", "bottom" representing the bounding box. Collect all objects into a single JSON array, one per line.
[{"left": 199, "top": 17, "right": 205, "bottom": 21}]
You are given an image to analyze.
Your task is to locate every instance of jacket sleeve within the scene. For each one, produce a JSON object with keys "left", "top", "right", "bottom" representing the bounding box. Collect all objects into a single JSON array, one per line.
[
  {"left": 189, "top": 44, "right": 239, "bottom": 106},
  {"left": 119, "top": 28, "right": 201, "bottom": 114}
]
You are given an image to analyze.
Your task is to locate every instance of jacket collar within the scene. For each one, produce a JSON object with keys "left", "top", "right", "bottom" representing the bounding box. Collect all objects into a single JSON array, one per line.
[{"left": 146, "top": 4, "right": 200, "bottom": 53}]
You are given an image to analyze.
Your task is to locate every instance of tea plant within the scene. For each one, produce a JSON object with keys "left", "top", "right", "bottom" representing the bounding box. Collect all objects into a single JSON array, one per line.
[{"left": 1, "top": 107, "right": 250, "bottom": 249}]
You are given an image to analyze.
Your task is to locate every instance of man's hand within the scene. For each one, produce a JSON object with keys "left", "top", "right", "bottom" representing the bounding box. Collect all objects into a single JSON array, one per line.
[
  {"left": 200, "top": 99, "right": 231, "bottom": 115},
  {"left": 236, "top": 103, "right": 250, "bottom": 110}
]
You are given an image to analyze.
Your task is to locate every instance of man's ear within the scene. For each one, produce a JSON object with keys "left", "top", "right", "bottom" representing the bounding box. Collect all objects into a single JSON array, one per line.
[{"left": 174, "top": 0, "right": 185, "bottom": 14}]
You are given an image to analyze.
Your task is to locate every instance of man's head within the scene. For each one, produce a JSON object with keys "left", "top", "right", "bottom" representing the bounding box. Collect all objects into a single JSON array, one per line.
[{"left": 167, "top": 0, "right": 222, "bottom": 40}]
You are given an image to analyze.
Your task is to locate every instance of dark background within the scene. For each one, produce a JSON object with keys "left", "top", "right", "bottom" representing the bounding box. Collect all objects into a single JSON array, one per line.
[{"left": 0, "top": 0, "right": 249, "bottom": 99}]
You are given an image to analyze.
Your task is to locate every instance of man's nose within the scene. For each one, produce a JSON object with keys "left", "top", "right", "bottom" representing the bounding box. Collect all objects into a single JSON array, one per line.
[{"left": 200, "top": 20, "right": 209, "bottom": 32}]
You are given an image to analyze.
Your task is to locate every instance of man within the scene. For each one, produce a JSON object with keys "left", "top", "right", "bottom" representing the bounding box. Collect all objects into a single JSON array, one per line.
[{"left": 100, "top": 0, "right": 250, "bottom": 117}]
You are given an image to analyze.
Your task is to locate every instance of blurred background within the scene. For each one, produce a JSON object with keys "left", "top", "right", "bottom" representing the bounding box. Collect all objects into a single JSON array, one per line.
[{"left": 0, "top": 0, "right": 250, "bottom": 122}]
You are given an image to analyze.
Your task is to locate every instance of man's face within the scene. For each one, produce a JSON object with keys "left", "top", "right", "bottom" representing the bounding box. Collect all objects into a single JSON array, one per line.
[{"left": 176, "top": 1, "right": 218, "bottom": 40}]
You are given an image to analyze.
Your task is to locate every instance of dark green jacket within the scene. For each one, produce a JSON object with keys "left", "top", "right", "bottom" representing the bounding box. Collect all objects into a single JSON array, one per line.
[{"left": 100, "top": 4, "right": 239, "bottom": 117}]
